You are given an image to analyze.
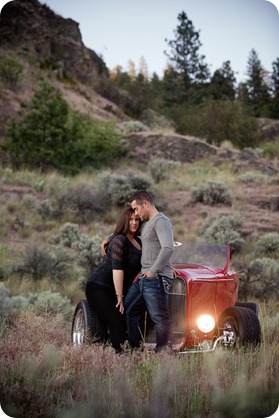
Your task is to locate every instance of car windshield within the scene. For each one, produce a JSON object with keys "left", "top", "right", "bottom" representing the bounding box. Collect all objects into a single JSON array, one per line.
[{"left": 172, "top": 242, "right": 229, "bottom": 271}]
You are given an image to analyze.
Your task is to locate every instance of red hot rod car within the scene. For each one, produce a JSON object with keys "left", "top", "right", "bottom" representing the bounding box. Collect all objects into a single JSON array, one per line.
[{"left": 72, "top": 242, "right": 261, "bottom": 353}]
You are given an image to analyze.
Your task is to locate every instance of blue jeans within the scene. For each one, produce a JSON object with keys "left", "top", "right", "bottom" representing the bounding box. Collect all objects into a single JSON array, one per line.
[{"left": 124, "top": 274, "right": 173, "bottom": 351}]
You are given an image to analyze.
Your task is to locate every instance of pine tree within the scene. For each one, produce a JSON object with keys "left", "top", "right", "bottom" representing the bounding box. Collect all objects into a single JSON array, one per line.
[
  {"left": 4, "top": 81, "right": 69, "bottom": 172},
  {"left": 210, "top": 61, "right": 236, "bottom": 100},
  {"left": 164, "top": 11, "right": 210, "bottom": 103},
  {"left": 245, "top": 49, "right": 271, "bottom": 117},
  {"left": 270, "top": 58, "right": 279, "bottom": 119}
]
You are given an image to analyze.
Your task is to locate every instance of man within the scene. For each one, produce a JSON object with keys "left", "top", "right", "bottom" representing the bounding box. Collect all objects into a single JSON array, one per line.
[{"left": 124, "top": 190, "right": 174, "bottom": 353}]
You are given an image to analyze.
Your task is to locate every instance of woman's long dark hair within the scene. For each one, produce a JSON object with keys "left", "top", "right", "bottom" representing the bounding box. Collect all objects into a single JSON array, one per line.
[{"left": 112, "top": 207, "right": 140, "bottom": 237}]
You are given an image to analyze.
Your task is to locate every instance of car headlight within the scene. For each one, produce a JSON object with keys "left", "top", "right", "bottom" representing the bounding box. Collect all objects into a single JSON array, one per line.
[{"left": 197, "top": 314, "right": 215, "bottom": 333}]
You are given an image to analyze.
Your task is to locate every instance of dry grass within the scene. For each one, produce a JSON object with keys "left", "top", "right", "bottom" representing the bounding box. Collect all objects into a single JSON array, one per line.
[{"left": 0, "top": 310, "right": 278, "bottom": 418}]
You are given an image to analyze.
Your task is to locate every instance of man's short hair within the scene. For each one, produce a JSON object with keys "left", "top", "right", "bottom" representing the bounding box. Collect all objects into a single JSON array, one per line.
[{"left": 131, "top": 190, "right": 154, "bottom": 205}]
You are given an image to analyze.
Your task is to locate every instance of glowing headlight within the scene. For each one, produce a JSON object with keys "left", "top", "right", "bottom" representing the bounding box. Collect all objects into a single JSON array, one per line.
[{"left": 197, "top": 315, "right": 215, "bottom": 333}]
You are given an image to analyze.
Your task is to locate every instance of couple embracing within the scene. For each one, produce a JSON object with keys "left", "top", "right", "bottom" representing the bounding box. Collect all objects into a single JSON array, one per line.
[{"left": 85, "top": 190, "right": 174, "bottom": 354}]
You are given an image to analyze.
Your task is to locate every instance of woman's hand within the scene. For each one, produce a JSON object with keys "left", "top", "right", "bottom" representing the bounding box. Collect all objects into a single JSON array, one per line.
[{"left": 116, "top": 295, "right": 124, "bottom": 314}]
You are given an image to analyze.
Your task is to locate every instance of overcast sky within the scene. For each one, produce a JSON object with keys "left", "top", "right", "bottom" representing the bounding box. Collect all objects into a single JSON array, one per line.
[{"left": 1, "top": 0, "right": 279, "bottom": 82}]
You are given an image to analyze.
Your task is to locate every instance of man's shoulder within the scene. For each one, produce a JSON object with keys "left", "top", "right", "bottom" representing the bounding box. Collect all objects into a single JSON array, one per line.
[{"left": 156, "top": 212, "right": 172, "bottom": 225}]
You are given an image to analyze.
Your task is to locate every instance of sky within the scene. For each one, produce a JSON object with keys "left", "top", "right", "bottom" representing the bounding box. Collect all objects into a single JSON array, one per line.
[{"left": 1, "top": 0, "right": 279, "bottom": 83}]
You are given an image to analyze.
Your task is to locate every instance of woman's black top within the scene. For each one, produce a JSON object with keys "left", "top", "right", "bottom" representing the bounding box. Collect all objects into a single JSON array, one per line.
[{"left": 87, "top": 234, "right": 142, "bottom": 295}]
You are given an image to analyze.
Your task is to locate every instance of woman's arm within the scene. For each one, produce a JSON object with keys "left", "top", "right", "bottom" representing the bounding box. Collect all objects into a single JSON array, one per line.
[{"left": 113, "top": 269, "right": 124, "bottom": 314}]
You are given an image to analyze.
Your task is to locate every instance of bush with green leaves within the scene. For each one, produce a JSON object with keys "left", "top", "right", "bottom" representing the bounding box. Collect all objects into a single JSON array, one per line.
[
  {"left": 203, "top": 213, "right": 244, "bottom": 253},
  {"left": 97, "top": 170, "right": 154, "bottom": 207},
  {"left": 72, "top": 234, "right": 104, "bottom": 276},
  {"left": 148, "top": 159, "right": 178, "bottom": 183},
  {"left": 10, "top": 295, "right": 30, "bottom": 314},
  {"left": 191, "top": 181, "right": 233, "bottom": 206},
  {"left": 2, "top": 81, "right": 122, "bottom": 174},
  {"left": 247, "top": 258, "right": 279, "bottom": 300},
  {"left": 255, "top": 232, "right": 279, "bottom": 257},
  {"left": 54, "top": 223, "right": 103, "bottom": 275},
  {"left": 15, "top": 244, "right": 72, "bottom": 282},
  {"left": 39, "top": 199, "right": 56, "bottom": 219},
  {"left": 53, "top": 223, "right": 81, "bottom": 248},
  {"left": 55, "top": 184, "right": 106, "bottom": 222},
  {"left": 177, "top": 99, "right": 262, "bottom": 148},
  {"left": 32, "top": 290, "right": 73, "bottom": 317},
  {"left": 0, "top": 56, "right": 23, "bottom": 86},
  {"left": 121, "top": 120, "right": 149, "bottom": 134},
  {"left": 0, "top": 283, "right": 13, "bottom": 316},
  {"left": 236, "top": 171, "right": 265, "bottom": 184}
]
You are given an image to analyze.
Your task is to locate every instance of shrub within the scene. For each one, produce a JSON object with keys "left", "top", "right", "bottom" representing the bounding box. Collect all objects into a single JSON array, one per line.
[
  {"left": 56, "top": 184, "right": 105, "bottom": 222},
  {"left": 15, "top": 244, "right": 72, "bottom": 282},
  {"left": 32, "top": 290, "right": 73, "bottom": 316},
  {"left": 249, "top": 258, "right": 279, "bottom": 299},
  {"left": 121, "top": 120, "right": 149, "bottom": 134},
  {"left": 191, "top": 181, "right": 233, "bottom": 206},
  {"left": 255, "top": 232, "right": 279, "bottom": 257},
  {"left": 127, "top": 171, "right": 154, "bottom": 193},
  {"left": 53, "top": 224, "right": 103, "bottom": 275},
  {"left": 0, "top": 56, "right": 23, "bottom": 86},
  {"left": 0, "top": 283, "right": 13, "bottom": 316},
  {"left": 237, "top": 171, "right": 265, "bottom": 183},
  {"left": 22, "top": 194, "right": 36, "bottom": 210},
  {"left": 10, "top": 295, "right": 30, "bottom": 314},
  {"left": 2, "top": 82, "right": 122, "bottom": 174},
  {"left": 97, "top": 170, "right": 154, "bottom": 207},
  {"left": 177, "top": 99, "right": 262, "bottom": 148},
  {"left": 148, "top": 159, "right": 172, "bottom": 183},
  {"left": 203, "top": 213, "right": 244, "bottom": 253},
  {"left": 262, "top": 138, "right": 279, "bottom": 160},
  {"left": 72, "top": 234, "right": 104, "bottom": 276},
  {"left": 53, "top": 223, "right": 81, "bottom": 248},
  {"left": 39, "top": 199, "right": 56, "bottom": 219}
]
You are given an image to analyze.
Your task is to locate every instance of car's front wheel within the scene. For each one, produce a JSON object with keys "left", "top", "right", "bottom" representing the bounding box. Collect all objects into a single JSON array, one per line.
[
  {"left": 71, "top": 299, "right": 107, "bottom": 345},
  {"left": 218, "top": 306, "right": 261, "bottom": 347}
]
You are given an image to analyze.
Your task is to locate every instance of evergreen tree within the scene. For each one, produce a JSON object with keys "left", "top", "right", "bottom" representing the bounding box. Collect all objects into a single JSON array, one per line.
[
  {"left": 2, "top": 81, "right": 122, "bottom": 173},
  {"left": 164, "top": 11, "right": 210, "bottom": 103},
  {"left": 245, "top": 49, "right": 271, "bottom": 117},
  {"left": 161, "top": 66, "right": 185, "bottom": 108},
  {"left": 4, "top": 81, "right": 70, "bottom": 172},
  {"left": 270, "top": 58, "right": 279, "bottom": 119},
  {"left": 210, "top": 61, "right": 236, "bottom": 100}
]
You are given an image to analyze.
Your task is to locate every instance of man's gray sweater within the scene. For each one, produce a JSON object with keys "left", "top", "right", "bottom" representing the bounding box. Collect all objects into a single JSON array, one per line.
[{"left": 140, "top": 212, "right": 174, "bottom": 279}]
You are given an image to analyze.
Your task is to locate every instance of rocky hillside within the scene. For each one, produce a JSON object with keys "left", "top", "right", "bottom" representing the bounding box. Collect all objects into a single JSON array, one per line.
[
  {"left": 0, "top": 0, "right": 107, "bottom": 82},
  {"left": 0, "top": 0, "right": 129, "bottom": 137}
]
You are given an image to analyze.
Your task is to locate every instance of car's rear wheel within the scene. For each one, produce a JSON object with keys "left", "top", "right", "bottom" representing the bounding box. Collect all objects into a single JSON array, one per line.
[
  {"left": 71, "top": 299, "right": 107, "bottom": 345},
  {"left": 218, "top": 306, "right": 261, "bottom": 347}
]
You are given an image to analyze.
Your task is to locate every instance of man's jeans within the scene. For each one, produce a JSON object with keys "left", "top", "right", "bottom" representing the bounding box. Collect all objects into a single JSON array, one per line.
[{"left": 124, "top": 274, "right": 173, "bottom": 351}]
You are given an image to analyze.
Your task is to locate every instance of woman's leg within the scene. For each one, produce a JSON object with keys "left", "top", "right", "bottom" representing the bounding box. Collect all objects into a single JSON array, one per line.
[{"left": 86, "top": 283, "right": 126, "bottom": 351}]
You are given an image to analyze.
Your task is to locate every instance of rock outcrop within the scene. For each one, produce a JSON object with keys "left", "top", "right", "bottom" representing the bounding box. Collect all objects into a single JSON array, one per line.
[{"left": 0, "top": 0, "right": 108, "bottom": 83}]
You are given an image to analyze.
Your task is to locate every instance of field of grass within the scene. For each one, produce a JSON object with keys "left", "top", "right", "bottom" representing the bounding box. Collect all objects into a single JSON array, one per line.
[
  {"left": 0, "top": 153, "right": 279, "bottom": 417},
  {"left": 0, "top": 304, "right": 278, "bottom": 418}
]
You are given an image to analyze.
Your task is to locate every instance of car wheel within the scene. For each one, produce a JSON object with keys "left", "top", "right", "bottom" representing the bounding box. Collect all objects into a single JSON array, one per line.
[
  {"left": 235, "top": 301, "right": 259, "bottom": 316},
  {"left": 71, "top": 299, "right": 106, "bottom": 345},
  {"left": 218, "top": 306, "right": 261, "bottom": 347}
]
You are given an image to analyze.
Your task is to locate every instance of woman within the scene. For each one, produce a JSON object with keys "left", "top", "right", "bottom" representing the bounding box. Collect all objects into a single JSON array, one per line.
[{"left": 85, "top": 207, "right": 141, "bottom": 352}]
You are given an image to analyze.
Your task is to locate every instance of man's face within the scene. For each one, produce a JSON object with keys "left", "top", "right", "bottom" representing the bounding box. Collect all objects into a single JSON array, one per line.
[{"left": 131, "top": 199, "right": 149, "bottom": 221}]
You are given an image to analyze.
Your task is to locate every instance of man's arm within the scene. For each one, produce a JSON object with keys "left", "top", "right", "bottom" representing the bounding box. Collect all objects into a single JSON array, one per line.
[{"left": 148, "top": 217, "right": 174, "bottom": 277}]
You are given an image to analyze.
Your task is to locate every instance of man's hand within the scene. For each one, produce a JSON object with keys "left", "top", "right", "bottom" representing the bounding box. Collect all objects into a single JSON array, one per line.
[{"left": 101, "top": 237, "right": 110, "bottom": 255}]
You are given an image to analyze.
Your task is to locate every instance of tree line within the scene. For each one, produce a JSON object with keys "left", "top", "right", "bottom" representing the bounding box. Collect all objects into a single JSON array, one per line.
[{"left": 103, "top": 12, "right": 279, "bottom": 140}]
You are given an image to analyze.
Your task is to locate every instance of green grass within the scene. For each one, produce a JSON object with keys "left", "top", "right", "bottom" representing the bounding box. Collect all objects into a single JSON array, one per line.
[{"left": 0, "top": 155, "right": 279, "bottom": 417}]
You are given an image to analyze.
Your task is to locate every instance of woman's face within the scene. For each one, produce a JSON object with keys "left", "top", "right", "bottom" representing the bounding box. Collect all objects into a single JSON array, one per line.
[{"left": 129, "top": 212, "right": 140, "bottom": 234}]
